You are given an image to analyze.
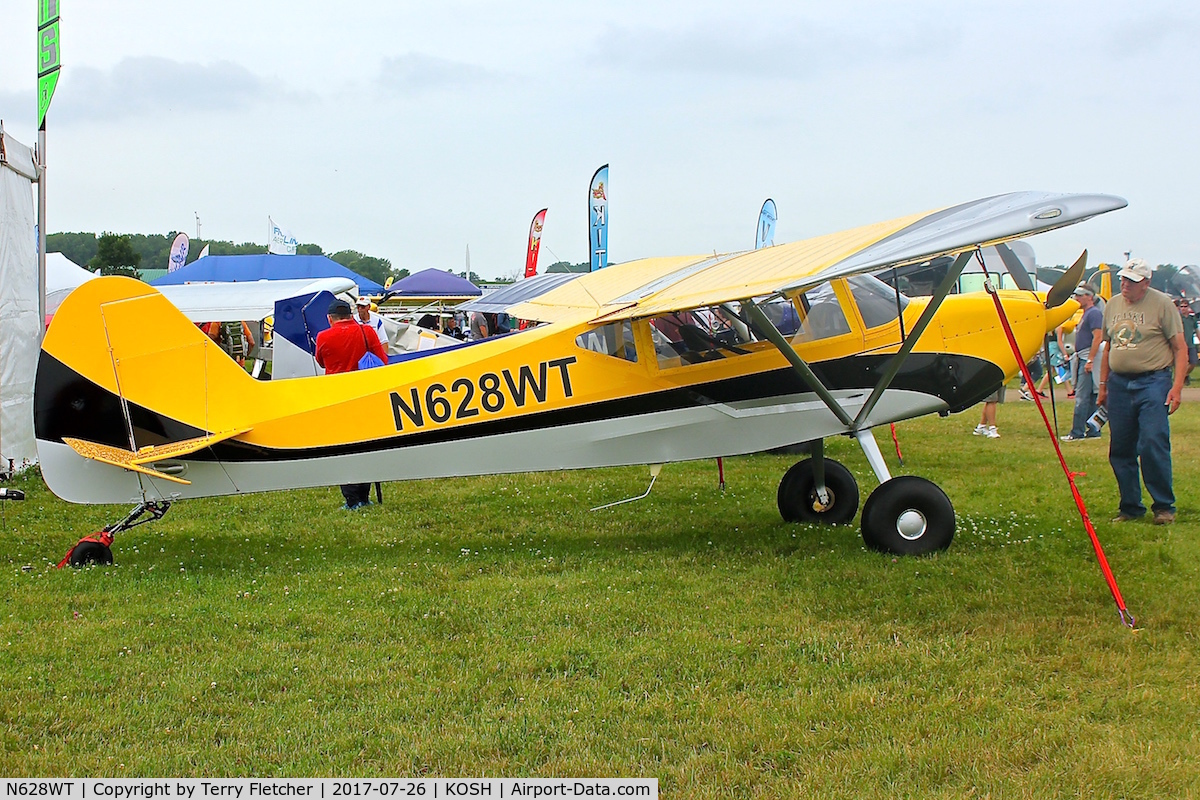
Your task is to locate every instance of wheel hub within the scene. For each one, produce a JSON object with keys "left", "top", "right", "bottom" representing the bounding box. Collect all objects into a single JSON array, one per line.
[
  {"left": 809, "top": 488, "right": 835, "bottom": 513},
  {"left": 896, "top": 509, "right": 927, "bottom": 540}
]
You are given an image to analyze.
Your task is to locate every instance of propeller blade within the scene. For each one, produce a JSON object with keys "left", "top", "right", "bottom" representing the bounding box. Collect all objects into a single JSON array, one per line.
[
  {"left": 1045, "top": 250, "right": 1088, "bottom": 309},
  {"left": 996, "top": 243, "right": 1036, "bottom": 292}
]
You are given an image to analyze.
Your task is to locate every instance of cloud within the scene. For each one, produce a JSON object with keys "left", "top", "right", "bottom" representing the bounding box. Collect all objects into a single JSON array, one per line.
[
  {"left": 596, "top": 24, "right": 830, "bottom": 78},
  {"left": 375, "top": 53, "right": 500, "bottom": 96},
  {"left": 52, "top": 57, "right": 287, "bottom": 123},
  {"left": 0, "top": 89, "right": 35, "bottom": 124},
  {"left": 592, "top": 17, "right": 957, "bottom": 81},
  {"left": 1104, "top": 13, "right": 1200, "bottom": 57}
]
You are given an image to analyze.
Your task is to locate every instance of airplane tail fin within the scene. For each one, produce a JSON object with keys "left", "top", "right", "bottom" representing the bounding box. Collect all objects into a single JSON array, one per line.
[{"left": 36, "top": 277, "right": 260, "bottom": 477}]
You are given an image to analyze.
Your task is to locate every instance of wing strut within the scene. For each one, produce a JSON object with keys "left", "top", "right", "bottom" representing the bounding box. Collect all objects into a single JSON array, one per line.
[
  {"left": 851, "top": 251, "right": 973, "bottom": 430},
  {"left": 744, "top": 250, "right": 972, "bottom": 435},
  {"left": 742, "top": 301, "right": 855, "bottom": 428}
]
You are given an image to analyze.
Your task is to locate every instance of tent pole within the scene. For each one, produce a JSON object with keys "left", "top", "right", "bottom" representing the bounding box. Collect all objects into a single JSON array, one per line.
[{"left": 37, "top": 126, "right": 46, "bottom": 343}]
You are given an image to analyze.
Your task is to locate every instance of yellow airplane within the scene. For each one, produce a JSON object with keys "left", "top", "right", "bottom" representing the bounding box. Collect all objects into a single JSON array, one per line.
[{"left": 36, "top": 191, "right": 1123, "bottom": 564}]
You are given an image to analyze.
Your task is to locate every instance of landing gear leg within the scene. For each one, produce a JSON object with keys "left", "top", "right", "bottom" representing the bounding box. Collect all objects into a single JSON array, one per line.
[{"left": 57, "top": 501, "right": 172, "bottom": 568}]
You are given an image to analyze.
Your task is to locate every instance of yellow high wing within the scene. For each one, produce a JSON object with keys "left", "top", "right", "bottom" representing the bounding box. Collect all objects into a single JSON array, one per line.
[
  {"left": 514, "top": 193, "right": 1125, "bottom": 328},
  {"left": 510, "top": 212, "right": 927, "bottom": 324}
]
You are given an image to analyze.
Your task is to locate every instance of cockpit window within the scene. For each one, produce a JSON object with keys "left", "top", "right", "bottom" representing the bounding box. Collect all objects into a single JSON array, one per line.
[
  {"left": 795, "top": 282, "right": 851, "bottom": 340},
  {"left": 576, "top": 321, "right": 637, "bottom": 362},
  {"left": 649, "top": 305, "right": 755, "bottom": 368},
  {"left": 847, "top": 273, "right": 909, "bottom": 329}
]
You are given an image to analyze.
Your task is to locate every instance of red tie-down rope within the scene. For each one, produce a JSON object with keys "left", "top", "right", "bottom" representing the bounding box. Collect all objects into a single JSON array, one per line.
[
  {"left": 889, "top": 423, "right": 904, "bottom": 466},
  {"left": 984, "top": 275, "right": 1135, "bottom": 628}
]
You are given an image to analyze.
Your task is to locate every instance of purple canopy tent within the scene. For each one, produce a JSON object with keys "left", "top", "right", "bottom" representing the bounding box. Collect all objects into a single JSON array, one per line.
[{"left": 384, "top": 268, "right": 481, "bottom": 299}]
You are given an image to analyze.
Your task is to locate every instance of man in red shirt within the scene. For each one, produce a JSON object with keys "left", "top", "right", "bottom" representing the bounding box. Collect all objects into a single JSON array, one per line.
[
  {"left": 314, "top": 298, "right": 388, "bottom": 509},
  {"left": 315, "top": 298, "right": 387, "bottom": 375}
]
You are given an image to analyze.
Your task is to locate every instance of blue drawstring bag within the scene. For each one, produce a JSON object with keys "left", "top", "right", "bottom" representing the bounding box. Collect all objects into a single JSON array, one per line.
[{"left": 358, "top": 325, "right": 386, "bottom": 370}]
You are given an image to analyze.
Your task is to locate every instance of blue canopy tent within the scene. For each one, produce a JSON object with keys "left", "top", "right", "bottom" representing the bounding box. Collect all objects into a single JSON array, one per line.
[
  {"left": 384, "top": 268, "right": 481, "bottom": 299},
  {"left": 151, "top": 254, "right": 384, "bottom": 294}
]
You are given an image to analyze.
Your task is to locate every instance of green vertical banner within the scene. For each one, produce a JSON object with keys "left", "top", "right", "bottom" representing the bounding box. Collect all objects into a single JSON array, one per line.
[{"left": 37, "top": 0, "right": 61, "bottom": 129}]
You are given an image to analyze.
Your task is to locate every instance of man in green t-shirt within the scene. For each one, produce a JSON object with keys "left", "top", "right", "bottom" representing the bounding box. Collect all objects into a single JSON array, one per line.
[{"left": 1097, "top": 258, "right": 1188, "bottom": 524}]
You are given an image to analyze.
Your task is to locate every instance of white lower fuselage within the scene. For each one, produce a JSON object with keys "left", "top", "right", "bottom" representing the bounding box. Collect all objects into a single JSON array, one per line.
[{"left": 38, "top": 387, "right": 943, "bottom": 504}]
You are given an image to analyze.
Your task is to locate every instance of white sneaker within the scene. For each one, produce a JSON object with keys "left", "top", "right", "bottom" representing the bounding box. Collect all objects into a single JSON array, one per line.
[
  {"left": 986, "top": 426, "right": 1000, "bottom": 439},
  {"left": 973, "top": 424, "right": 988, "bottom": 436}
]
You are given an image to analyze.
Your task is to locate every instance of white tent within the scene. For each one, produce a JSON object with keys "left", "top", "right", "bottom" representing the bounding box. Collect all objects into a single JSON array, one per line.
[
  {"left": 0, "top": 123, "right": 41, "bottom": 471},
  {"left": 47, "top": 251, "right": 96, "bottom": 293},
  {"left": 155, "top": 277, "right": 356, "bottom": 322},
  {"left": 45, "top": 251, "right": 98, "bottom": 316}
]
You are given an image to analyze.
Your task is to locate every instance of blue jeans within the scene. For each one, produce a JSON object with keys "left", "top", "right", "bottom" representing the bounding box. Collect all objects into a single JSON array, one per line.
[
  {"left": 1069, "top": 362, "right": 1099, "bottom": 438},
  {"left": 1107, "top": 369, "right": 1174, "bottom": 517}
]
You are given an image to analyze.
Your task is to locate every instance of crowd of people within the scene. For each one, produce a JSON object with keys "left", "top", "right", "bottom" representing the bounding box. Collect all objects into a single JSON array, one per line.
[
  {"left": 972, "top": 258, "right": 1196, "bottom": 525},
  {"left": 409, "top": 310, "right": 514, "bottom": 341}
]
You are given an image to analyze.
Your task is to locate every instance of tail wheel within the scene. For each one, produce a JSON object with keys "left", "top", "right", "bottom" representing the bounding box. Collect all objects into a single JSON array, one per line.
[
  {"left": 861, "top": 476, "right": 955, "bottom": 555},
  {"left": 68, "top": 541, "right": 114, "bottom": 567},
  {"left": 777, "top": 458, "right": 859, "bottom": 524}
]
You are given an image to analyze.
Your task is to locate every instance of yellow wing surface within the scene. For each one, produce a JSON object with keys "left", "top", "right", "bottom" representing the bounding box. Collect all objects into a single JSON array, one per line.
[{"left": 513, "top": 193, "right": 1125, "bottom": 325}]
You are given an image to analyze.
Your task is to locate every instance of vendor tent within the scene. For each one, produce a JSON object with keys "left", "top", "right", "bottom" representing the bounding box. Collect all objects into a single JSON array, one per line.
[
  {"left": 156, "top": 277, "right": 355, "bottom": 323},
  {"left": 151, "top": 253, "right": 384, "bottom": 294},
  {"left": 385, "top": 268, "right": 481, "bottom": 299},
  {"left": 47, "top": 252, "right": 96, "bottom": 294},
  {"left": 45, "top": 252, "right": 98, "bottom": 317},
  {"left": 0, "top": 124, "right": 40, "bottom": 470}
]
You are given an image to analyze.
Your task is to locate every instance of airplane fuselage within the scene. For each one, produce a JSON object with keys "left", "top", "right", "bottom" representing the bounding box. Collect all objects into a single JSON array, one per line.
[{"left": 34, "top": 275, "right": 1065, "bottom": 504}]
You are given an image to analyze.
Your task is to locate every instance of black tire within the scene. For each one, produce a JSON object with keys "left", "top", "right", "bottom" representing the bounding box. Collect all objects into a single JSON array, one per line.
[
  {"left": 68, "top": 541, "right": 114, "bottom": 567},
  {"left": 861, "top": 476, "right": 955, "bottom": 555},
  {"left": 776, "top": 458, "right": 859, "bottom": 524}
]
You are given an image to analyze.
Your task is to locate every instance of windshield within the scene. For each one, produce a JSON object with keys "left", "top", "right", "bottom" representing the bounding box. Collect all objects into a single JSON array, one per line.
[{"left": 847, "top": 274, "right": 908, "bottom": 329}]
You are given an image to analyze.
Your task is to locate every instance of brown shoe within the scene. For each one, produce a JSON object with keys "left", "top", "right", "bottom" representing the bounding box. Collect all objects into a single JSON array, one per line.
[
  {"left": 1111, "top": 513, "right": 1139, "bottom": 523},
  {"left": 1153, "top": 510, "right": 1176, "bottom": 525}
]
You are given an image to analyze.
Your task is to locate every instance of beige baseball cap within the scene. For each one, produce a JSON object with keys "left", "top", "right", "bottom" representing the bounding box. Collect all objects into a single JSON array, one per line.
[{"left": 1118, "top": 258, "right": 1152, "bottom": 282}]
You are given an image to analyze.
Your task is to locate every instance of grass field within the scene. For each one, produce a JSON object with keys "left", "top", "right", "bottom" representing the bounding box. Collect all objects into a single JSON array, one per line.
[{"left": 2, "top": 399, "right": 1198, "bottom": 797}]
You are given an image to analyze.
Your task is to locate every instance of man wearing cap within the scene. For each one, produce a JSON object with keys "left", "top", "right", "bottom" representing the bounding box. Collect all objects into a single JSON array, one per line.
[
  {"left": 1097, "top": 258, "right": 1188, "bottom": 524},
  {"left": 315, "top": 298, "right": 389, "bottom": 510},
  {"left": 1061, "top": 283, "right": 1104, "bottom": 441},
  {"left": 354, "top": 295, "right": 387, "bottom": 347}
]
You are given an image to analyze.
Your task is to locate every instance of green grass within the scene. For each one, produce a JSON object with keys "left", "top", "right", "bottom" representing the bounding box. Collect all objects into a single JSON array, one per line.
[{"left": 2, "top": 399, "right": 1199, "bottom": 797}]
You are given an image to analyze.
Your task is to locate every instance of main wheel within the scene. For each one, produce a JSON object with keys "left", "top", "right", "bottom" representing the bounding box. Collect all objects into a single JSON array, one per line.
[
  {"left": 776, "top": 458, "right": 859, "bottom": 524},
  {"left": 68, "top": 541, "right": 114, "bottom": 567},
  {"left": 861, "top": 476, "right": 955, "bottom": 555}
]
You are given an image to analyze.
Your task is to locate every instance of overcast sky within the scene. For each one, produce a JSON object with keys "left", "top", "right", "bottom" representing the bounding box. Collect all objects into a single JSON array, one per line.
[{"left": 2, "top": 1, "right": 1197, "bottom": 277}]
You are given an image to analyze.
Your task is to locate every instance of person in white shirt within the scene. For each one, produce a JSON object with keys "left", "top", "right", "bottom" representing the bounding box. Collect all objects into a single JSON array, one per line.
[{"left": 355, "top": 295, "right": 388, "bottom": 351}]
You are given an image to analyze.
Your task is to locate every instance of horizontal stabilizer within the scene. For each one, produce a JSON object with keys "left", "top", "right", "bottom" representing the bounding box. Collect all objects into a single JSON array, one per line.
[{"left": 61, "top": 428, "right": 251, "bottom": 485}]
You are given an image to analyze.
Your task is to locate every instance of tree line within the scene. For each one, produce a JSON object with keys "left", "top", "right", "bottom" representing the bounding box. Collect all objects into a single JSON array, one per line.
[
  {"left": 48, "top": 231, "right": 408, "bottom": 287},
  {"left": 545, "top": 260, "right": 590, "bottom": 273}
]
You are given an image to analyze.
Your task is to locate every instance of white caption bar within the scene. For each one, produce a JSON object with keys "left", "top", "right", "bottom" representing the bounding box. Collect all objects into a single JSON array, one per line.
[{"left": 2, "top": 780, "right": 657, "bottom": 800}]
